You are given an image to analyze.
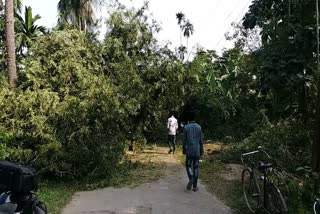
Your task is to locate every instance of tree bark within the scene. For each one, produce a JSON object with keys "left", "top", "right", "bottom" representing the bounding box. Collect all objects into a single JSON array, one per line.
[{"left": 5, "top": 0, "right": 17, "bottom": 89}]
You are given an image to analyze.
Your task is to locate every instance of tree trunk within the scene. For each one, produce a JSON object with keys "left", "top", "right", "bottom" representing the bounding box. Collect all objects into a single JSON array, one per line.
[
  {"left": 312, "top": 0, "right": 320, "bottom": 172},
  {"left": 5, "top": 0, "right": 17, "bottom": 89}
]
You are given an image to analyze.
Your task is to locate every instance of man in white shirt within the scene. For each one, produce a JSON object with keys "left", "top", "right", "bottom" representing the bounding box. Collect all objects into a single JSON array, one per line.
[{"left": 167, "top": 112, "right": 178, "bottom": 154}]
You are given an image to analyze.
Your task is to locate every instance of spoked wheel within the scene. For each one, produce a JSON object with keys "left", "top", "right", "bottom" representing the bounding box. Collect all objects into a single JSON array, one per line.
[
  {"left": 265, "top": 182, "right": 288, "bottom": 214},
  {"left": 242, "top": 168, "right": 261, "bottom": 213}
]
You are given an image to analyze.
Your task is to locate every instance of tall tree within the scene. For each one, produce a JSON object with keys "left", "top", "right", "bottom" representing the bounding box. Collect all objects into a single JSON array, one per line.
[
  {"left": 5, "top": 0, "right": 17, "bottom": 88},
  {"left": 243, "top": 0, "right": 320, "bottom": 172},
  {"left": 175, "top": 12, "right": 194, "bottom": 60},
  {"left": 242, "top": 0, "right": 315, "bottom": 119},
  {"left": 176, "top": 12, "right": 185, "bottom": 47},
  {"left": 183, "top": 20, "right": 194, "bottom": 52},
  {"left": 57, "top": 0, "right": 96, "bottom": 32}
]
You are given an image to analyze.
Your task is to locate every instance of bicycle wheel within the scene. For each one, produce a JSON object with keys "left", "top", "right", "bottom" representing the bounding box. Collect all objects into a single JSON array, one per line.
[
  {"left": 242, "top": 168, "right": 261, "bottom": 212},
  {"left": 265, "top": 182, "right": 288, "bottom": 214},
  {"left": 314, "top": 200, "right": 320, "bottom": 214}
]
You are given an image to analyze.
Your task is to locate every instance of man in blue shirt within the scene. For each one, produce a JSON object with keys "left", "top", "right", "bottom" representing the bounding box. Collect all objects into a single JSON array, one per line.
[{"left": 183, "top": 111, "right": 204, "bottom": 192}]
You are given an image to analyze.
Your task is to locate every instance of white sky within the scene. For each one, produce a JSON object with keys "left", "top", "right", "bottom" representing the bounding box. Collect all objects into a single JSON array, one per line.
[{"left": 23, "top": 0, "right": 253, "bottom": 53}]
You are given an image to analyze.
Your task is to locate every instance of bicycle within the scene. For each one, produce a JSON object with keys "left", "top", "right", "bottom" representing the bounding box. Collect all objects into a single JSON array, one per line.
[{"left": 241, "top": 146, "right": 288, "bottom": 213}]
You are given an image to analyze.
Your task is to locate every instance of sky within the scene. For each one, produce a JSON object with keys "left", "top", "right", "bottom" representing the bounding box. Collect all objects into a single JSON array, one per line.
[{"left": 23, "top": 0, "right": 253, "bottom": 53}]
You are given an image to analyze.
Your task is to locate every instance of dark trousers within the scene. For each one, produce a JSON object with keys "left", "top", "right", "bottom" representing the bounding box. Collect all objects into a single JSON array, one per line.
[
  {"left": 186, "top": 156, "right": 200, "bottom": 188},
  {"left": 167, "top": 135, "right": 176, "bottom": 152}
]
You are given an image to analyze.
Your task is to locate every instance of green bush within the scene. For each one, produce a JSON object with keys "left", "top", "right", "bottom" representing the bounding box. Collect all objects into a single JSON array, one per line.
[
  {"left": 218, "top": 118, "right": 313, "bottom": 213},
  {"left": 180, "top": 88, "right": 258, "bottom": 141},
  {"left": 221, "top": 118, "right": 311, "bottom": 171},
  {"left": 0, "top": 4, "right": 200, "bottom": 180},
  {"left": 0, "top": 26, "right": 194, "bottom": 179},
  {"left": 0, "top": 30, "right": 134, "bottom": 178}
]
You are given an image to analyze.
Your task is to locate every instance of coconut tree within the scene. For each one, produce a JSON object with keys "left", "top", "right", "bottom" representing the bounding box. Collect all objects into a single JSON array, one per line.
[
  {"left": 175, "top": 12, "right": 194, "bottom": 60},
  {"left": 57, "top": 0, "right": 96, "bottom": 32},
  {"left": 16, "top": 6, "right": 46, "bottom": 55},
  {"left": 183, "top": 20, "right": 194, "bottom": 52},
  {"left": 176, "top": 12, "right": 185, "bottom": 47},
  {"left": 5, "top": 0, "right": 17, "bottom": 88}
]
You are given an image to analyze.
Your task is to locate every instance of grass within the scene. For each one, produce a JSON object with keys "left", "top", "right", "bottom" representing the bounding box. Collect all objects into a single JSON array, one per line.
[
  {"left": 84, "top": 161, "right": 166, "bottom": 190},
  {"left": 37, "top": 181, "right": 77, "bottom": 214},
  {"left": 200, "top": 143, "right": 310, "bottom": 214},
  {"left": 200, "top": 157, "right": 252, "bottom": 214}
]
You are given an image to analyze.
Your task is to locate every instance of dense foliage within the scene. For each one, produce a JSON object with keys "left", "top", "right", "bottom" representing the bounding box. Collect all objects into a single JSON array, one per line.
[
  {"left": 0, "top": 3, "right": 198, "bottom": 179},
  {"left": 197, "top": 0, "right": 320, "bottom": 211}
]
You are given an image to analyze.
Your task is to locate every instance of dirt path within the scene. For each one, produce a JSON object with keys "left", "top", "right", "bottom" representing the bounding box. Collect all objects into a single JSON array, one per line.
[{"left": 62, "top": 146, "right": 231, "bottom": 214}]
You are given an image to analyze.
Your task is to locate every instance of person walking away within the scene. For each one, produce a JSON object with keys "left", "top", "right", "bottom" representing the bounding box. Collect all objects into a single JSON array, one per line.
[
  {"left": 167, "top": 112, "right": 178, "bottom": 154},
  {"left": 183, "top": 111, "right": 203, "bottom": 192}
]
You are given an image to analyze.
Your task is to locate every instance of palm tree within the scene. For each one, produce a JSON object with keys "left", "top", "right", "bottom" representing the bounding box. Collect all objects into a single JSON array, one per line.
[
  {"left": 5, "top": 0, "right": 17, "bottom": 88},
  {"left": 175, "top": 12, "right": 194, "bottom": 60},
  {"left": 16, "top": 6, "right": 46, "bottom": 55},
  {"left": 14, "top": 0, "right": 22, "bottom": 14},
  {"left": 183, "top": 20, "right": 194, "bottom": 52},
  {"left": 57, "top": 0, "right": 96, "bottom": 32},
  {"left": 176, "top": 12, "right": 185, "bottom": 46}
]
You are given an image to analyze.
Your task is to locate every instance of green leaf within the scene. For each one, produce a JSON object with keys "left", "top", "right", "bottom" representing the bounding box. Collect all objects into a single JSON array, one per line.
[{"left": 209, "top": 73, "right": 216, "bottom": 92}]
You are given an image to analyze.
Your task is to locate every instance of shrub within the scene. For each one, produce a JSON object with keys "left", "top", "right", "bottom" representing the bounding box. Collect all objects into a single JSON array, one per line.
[
  {"left": 221, "top": 118, "right": 311, "bottom": 172},
  {"left": 0, "top": 30, "right": 135, "bottom": 179}
]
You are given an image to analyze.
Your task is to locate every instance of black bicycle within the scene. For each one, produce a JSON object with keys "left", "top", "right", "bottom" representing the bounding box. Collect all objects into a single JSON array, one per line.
[{"left": 241, "top": 146, "right": 288, "bottom": 213}]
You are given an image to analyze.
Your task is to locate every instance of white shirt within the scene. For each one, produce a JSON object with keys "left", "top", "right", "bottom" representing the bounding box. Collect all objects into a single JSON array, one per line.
[{"left": 167, "top": 116, "right": 178, "bottom": 135}]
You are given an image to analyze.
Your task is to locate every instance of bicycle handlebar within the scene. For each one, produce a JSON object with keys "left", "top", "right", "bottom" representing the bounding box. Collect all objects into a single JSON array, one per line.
[
  {"left": 240, "top": 146, "right": 272, "bottom": 164},
  {"left": 242, "top": 150, "right": 260, "bottom": 157}
]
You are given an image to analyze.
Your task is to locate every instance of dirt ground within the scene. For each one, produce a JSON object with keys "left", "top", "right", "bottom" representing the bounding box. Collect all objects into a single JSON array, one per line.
[{"left": 62, "top": 146, "right": 232, "bottom": 214}]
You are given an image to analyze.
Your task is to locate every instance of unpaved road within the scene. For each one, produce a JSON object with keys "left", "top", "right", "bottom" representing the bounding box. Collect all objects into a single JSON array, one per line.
[{"left": 63, "top": 147, "right": 231, "bottom": 214}]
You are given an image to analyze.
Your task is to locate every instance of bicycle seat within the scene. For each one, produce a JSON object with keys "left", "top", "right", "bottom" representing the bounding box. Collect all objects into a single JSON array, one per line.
[{"left": 258, "top": 162, "right": 273, "bottom": 171}]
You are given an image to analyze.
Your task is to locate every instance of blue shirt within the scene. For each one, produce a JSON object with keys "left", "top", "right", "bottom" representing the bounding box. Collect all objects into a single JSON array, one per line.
[{"left": 183, "top": 122, "right": 204, "bottom": 157}]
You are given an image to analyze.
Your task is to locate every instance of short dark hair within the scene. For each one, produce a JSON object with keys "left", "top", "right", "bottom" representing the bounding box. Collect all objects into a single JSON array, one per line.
[{"left": 186, "top": 110, "right": 196, "bottom": 121}]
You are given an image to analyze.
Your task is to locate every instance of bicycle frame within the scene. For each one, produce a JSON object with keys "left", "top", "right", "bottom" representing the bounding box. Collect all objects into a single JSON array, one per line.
[
  {"left": 241, "top": 147, "right": 273, "bottom": 209},
  {"left": 261, "top": 166, "right": 269, "bottom": 208}
]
